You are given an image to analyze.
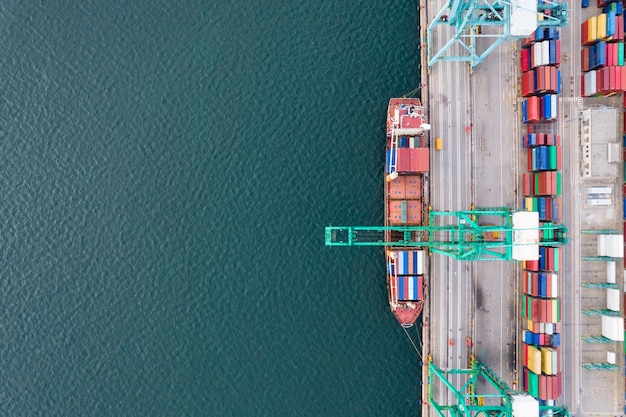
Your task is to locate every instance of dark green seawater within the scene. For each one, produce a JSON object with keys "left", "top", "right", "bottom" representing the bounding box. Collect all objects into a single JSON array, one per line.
[{"left": 0, "top": 1, "right": 422, "bottom": 416}]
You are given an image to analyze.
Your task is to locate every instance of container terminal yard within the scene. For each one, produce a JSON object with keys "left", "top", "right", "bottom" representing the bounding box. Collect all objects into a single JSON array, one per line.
[
  {"left": 325, "top": 0, "right": 626, "bottom": 416},
  {"left": 422, "top": 1, "right": 624, "bottom": 416}
]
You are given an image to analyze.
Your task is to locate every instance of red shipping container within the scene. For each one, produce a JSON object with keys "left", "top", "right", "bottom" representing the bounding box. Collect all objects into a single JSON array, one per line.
[
  {"left": 622, "top": 66, "right": 626, "bottom": 91},
  {"left": 527, "top": 96, "right": 540, "bottom": 122},
  {"left": 522, "top": 71, "right": 534, "bottom": 97},
  {"left": 610, "top": 66, "right": 617, "bottom": 93},
  {"left": 557, "top": 145, "right": 562, "bottom": 169},
  {"left": 607, "top": 44, "right": 613, "bottom": 67},
  {"left": 581, "top": 47, "right": 590, "bottom": 72},
  {"left": 582, "top": 20, "right": 591, "bottom": 46},
  {"left": 555, "top": 134, "right": 560, "bottom": 146},
  {"left": 521, "top": 48, "right": 530, "bottom": 72},
  {"left": 538, "top": 374, "right": 546, "bottom": 400},
  {"left": 522, "top": 173, "right": 529, "bottom": 196},
  {"left": 615, "top": 66, "right": 621, "bottom": 93},
  {"left": 532, "top": 299, "right": 540, "bottom": 321},
  {"left": 396, "top": 148, "right": 411, "bottom": 172},
  {"left": 604, "top": 67, "right": 611, "bottom": 94},
  {"left": 526, "top": 259, "right": 539, "bottom": 271},
  {"left": 555, "top": 39, "right": 561, "bottom": 66},
  {"left": 410, "top": 148, "right": 428, "bottom": 172},
  {"left": 538, "top": 132, "right": 545, "bottom": 145}
]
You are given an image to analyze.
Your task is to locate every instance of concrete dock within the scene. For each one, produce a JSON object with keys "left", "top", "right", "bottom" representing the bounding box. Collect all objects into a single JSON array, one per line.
[{"left": 419, "top": 1, "right": 625, "bottom": 416}]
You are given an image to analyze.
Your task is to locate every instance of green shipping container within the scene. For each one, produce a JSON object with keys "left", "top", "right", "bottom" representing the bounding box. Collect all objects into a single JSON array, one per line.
[
  {"left": 543, "top": 222, "right": 554, "bottom": 240},
  {"left": 549, "top": 146, "right": 557, "bottom": 170},
  {"left": 619, "top": 43, "right": 624, "bottom": 66},
  {"left": 554, "top": 247, "right": 559, "bottom": 271},
  {"left": 527, "top": 369, "right": 539, "bottom": 397},
  {"left": 556, "top": 171, "right": 562, "bottom": 195}
]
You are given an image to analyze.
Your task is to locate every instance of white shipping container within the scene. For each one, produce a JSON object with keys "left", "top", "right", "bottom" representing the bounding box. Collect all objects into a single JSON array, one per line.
[
  {"left": 550, "top": 94, "right": 559, "bottom": 120},
  {"left": 598, "top": 234, "right": 624, "bottom": 257},
  {"left": 607, "top": 351, "right": 616, "bottom": 364},
  {"left": 416, "top": 250, "right": 425, "bottom": 275},
  {"left": 601, "top": 315, "right": 624, "bottom": 340},
  {"left": 607, "top": 288, "right": 620, "bottom": 311},
  {"left": 584, "top": 71, "right": 597, "bottom": 96},
  {"left": 541, "top": 41, "right": 550, "bottom": 65},
  {"left": 607, "top": 261, "right": 616, "bottom": 283},
  {"left": 533, "top": 43, "right": 542, "bottom": 68}
]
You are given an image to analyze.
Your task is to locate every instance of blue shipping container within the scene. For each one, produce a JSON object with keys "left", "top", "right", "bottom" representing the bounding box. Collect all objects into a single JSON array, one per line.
[{"left": 607, "top": 12, "right": 616, "bottom": 38}]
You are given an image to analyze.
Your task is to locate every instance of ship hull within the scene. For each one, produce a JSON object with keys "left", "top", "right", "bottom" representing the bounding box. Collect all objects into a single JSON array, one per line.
[{"left": 384, "top": 98, "right": 428, "bottom": 328}]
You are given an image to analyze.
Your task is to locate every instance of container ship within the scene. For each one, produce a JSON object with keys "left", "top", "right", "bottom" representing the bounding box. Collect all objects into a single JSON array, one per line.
[{"left": 384, "top": 98, "right": 430, "bottom": 328}]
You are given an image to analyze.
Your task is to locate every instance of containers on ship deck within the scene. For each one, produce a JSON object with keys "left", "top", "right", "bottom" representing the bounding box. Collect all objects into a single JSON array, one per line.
[
  {"left": 387, "top": 175, "right": 422, "bottom": 200},
  {"left": 397, "top": 276, "right": 423, "bottom": 301},
  {"left": 388, "top": 200, "right": 422, "bottom": 225},
  {"left": 386, "top": 147, "right": 429, "bottom": 174},
  {"left": 389, "top": 250, "right": 425, "bottom": 275}
]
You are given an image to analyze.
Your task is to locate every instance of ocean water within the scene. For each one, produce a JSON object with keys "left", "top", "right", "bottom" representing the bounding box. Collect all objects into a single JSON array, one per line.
[{"left": 0, "top": 1, "right": 422, "bottom": 416}]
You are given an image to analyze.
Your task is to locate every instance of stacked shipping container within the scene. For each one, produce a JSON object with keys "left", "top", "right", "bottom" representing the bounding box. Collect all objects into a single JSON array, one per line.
[
  {"left": 388, "top": 250, "right": 425, "bottom": 301},
  {"left": 519, "top": 22, "right": 565, "bottom": 404},
  {"left": 520, "top": 246, "right": 563, "bottom": 402},
  {"left": 581, "top": 10, "right": 626, "bottom": 96},
  {"left": 521, "top": 27, "right": 561, "bottom": 123},
  {"left": 386, "top": 136, "right": 429, "bottom": 226}
]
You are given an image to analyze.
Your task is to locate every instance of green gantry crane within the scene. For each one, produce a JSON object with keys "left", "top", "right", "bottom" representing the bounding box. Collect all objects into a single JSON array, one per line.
[
  {"left": 429, "top": 356, "right": 569, "bottom": 417},
  {"left": 325, "top": 206, "right": 568, "bottom": 261},
  {"left": 427, "top": 0, "right": 569, "bottom": 68}
]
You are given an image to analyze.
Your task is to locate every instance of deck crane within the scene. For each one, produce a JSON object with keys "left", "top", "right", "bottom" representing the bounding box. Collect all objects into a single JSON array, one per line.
[
  {"left": 427, "top": 0, "right": 569, "bottom": 68},
  {"left": 325, "top": 207, "right": 567, "bottom": 261}
]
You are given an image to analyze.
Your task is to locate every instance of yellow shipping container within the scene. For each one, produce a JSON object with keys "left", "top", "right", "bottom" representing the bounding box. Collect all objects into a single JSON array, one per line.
[
  {"left": 589, "top": 16, "right": 597, "bottom": 43},
  {"left": 541, "top": 348, "right": 553, "bottom": 375},
  {"left": 597, "top": 13, "right": 607, "bottom": 41},
  {"left": 527, "top": 345, "right": 542, "bottom": 375},
  {"left": 525, "top": 197, "right": 533, "bottom": 212}
]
